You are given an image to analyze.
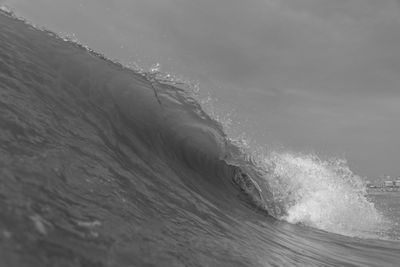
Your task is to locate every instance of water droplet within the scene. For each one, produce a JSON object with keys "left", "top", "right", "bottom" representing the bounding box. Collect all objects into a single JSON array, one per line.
[{"left": 149, "top": 63, "right": 161, "bottom": 74}]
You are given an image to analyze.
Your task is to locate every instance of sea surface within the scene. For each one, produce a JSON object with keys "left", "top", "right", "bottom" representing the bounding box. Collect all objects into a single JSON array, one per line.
[
  {"left": 367, "top": 192, "right": 400, "bottom": 241},
  {"left": 1, "top": 8, "right": 400, "bottom": 267}
]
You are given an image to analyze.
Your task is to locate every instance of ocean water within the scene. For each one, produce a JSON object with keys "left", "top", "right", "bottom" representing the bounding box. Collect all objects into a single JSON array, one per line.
[
  {"left": 0, "top": 8, "right": 400, "bottom": 267},
  {"left": 367, "top": 192, "right": 400, "bottom": 240}
]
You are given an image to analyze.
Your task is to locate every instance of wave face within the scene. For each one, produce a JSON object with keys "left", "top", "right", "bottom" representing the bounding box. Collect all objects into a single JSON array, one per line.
[{"left": 1, "top": 10, "right": 400, "bottom": 267}]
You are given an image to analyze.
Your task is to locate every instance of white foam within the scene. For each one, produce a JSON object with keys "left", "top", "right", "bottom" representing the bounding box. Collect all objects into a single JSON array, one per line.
[{"left": 261, "top": 152, "right": 388, "bottom": 238}]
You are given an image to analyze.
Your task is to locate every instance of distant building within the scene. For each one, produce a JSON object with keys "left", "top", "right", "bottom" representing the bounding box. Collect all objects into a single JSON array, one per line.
[{"left": 384, "top": 181, "right": 394, "bottom": 187}]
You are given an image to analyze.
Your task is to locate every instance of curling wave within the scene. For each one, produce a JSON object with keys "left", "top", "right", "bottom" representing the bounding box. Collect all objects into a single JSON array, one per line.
[{"left": 1, "top": 8, "right": 399, "bottom": 267}]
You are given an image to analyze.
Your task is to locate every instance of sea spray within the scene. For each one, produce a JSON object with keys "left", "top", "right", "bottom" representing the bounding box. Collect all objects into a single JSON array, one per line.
[
  {"left": 175, "top": 74, "right": 390, "bottom": 238},
  {"left": 262, "top": 152, "right": 388, "bottom": 237},
  {"left": 144, "top": 68, "right": 391, "bottom": 239}
]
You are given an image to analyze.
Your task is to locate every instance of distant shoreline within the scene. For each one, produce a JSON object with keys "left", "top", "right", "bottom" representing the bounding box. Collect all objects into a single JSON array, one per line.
[{"left": 367, "top": 188, "right": 400, "bottom": 194}]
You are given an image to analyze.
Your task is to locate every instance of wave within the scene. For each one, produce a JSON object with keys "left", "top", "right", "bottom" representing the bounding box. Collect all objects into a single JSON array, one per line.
[
  {"left": 1, "top": 8, "right": 399, "bottom": 267},
  {"left": 0, "top": 5, "right": 388, "bottom": 238}
]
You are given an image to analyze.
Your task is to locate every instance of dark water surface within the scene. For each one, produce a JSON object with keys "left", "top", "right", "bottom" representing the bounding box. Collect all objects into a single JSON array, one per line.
[{"left": 1, "top": 10, "right": 400, "bottom": 267}]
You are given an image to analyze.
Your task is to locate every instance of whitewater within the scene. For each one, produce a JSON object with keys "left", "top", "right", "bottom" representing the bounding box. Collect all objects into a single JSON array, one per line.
[{"left": 0, "top": 8, "right": 400, "bottom": 267}]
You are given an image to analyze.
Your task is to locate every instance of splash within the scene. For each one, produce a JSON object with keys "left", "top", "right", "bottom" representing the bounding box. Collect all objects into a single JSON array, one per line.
[
  {"left": 0, "top": 5, "right": 14, "bottom": 16},
  {"left": 179, "top": 75, "right": 390, "bottom": 238},
  {"left": 136, "top": 62, "right": 391, "bottom": 239},
  {"left": 262, "top": 152, "right": 388, "bottom": 237}
]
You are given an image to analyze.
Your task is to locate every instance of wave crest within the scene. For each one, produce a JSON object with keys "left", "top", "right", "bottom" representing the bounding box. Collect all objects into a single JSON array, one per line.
[{"left": 260, "top": 152, "right": 388, "bottom": 237}]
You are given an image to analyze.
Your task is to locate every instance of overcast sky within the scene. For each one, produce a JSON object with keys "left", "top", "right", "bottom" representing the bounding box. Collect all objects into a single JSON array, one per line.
[{"left": 3, "top": 0, "right": 400, "bottom": 179}]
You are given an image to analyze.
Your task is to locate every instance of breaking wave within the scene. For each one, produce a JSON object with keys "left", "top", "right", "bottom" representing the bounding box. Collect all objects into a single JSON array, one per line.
[{"left": 1, "top": 7, "right": 399, "bottom": 267}]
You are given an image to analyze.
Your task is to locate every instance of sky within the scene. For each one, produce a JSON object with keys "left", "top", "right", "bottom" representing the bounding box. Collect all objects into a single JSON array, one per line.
[{"left": 2, "top": 0, "right": 400, "bottom": 179}]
